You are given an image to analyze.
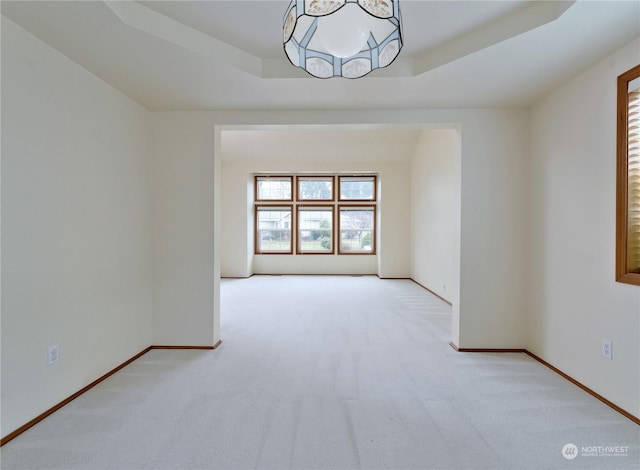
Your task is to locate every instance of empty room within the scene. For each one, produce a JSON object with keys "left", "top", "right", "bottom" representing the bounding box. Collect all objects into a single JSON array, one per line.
[{"left": 1, "top": 1, "right": 639, "bottom": 469}]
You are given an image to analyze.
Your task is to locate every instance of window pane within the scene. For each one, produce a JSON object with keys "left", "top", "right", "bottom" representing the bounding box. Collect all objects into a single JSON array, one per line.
[
  {"left": 298, "top": 208, "right": 333, "bottom": 253},
  {"left": 256, "top": 177, "right": 292, "bottom": 200},
  {"left": 340, "top": 208, "right": 374, "bottom": 253},
  {"left": 298, "top": 177, "right": 333, "bottom": 201},
  {"left": 627, "top": 81, "right": 640, "bottom": 273},
  {"left": 339, "top": 176, "right": 375, "bottom": 200},
  {"left": 257, "top": 208, "right": 291, "bottom": 253}
]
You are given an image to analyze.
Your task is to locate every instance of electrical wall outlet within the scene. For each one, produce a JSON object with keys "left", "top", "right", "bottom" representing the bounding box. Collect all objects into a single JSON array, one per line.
[
  {"left": 601, "top": 338, "right": 612, "bottom": 360},
  {"left": 48, "top": 344, "right": 59, "bottom": 365}
]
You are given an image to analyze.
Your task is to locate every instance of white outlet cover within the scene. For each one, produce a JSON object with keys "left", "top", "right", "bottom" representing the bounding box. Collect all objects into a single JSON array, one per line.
[
  {"left": 48, "top": 344, "right": 59, "bottom": 365},
  {"left": 601, "top": 338, "right": 612, "bottom": 360}
]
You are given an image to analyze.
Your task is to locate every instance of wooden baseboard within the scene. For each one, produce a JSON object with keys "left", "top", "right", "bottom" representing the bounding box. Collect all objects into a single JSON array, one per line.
[
  {"left": 0, "top": 346, "right": 152, "bottom": 446},
  {"left": 150, "top": 340, "right": 222, "bottom": 350},
  {"left": 450, "top": 343, "right": 639, "bottom": 425},
  {"left": 0, "top": 342, "right": 222, "bottom": 446},
  {"left": 449, "top": 342, "right": 525, "bottom": 353},
  {"left": 412, "top": 280, "right": 453, "bottom": 306},
  {"left": 4, "top": 339, "right": 636, "bottom": 446},
  {"left": 524, "top": 350, "right": 640, "bottom": 425}
]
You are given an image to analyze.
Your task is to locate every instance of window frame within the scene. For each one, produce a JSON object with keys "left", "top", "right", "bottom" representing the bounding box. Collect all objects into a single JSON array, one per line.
[
  {"left": 254, "top": 204, "right": 294, "bottom": 255},
  {"left": 296, "top": 205, "right": 335, "bottom": 255},
  {"left": 338, "top": 205, "right": 377, "bottom": 255},
  {"left": 255, "top": 175, "right": 293, "bottom": 202},
  {"left": 616, "top": 64, "right": 640, "bottom": 286}
]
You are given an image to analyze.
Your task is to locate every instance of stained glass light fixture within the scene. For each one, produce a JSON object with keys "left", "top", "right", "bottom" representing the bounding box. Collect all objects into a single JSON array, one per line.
[{"left": 283, "top": 0, "right": 403, "bottom": 79}]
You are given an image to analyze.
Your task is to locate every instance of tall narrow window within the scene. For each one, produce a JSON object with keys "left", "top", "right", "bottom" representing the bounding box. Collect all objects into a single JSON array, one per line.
[
  {"left": 255, "top": 205, "right": 293, "bottom": 254},
  {"left": 616, "top": 64, "right": 640, "bottom": 285},
  {"left": 297, "top": 206, "right": 334, "bottom": 254}
]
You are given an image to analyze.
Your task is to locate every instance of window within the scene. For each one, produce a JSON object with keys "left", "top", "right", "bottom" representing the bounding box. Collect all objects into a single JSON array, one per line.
[
  {"left": 339, "top": 176, "right": 376, "bottom": 201},
  {"left": 339, "top": 206, "right": 376, "bottom": 254},
  {"left": 255, "top": 205, "right": 292, "bottom": 254},
  {"left": 297, "top": 206, "right": 334, "bottom": 254},
  {"left": 617, "top": 64, "right": 640, "bottom": 285},
  {"left": 254, "top": 174, "right": 377, "bottom": 256},
  {"left": 255, "top": 176, "right": 292, "bottom": 201},
  {"left": 297, "top": 176, "right": 334, "bottom": 201}
]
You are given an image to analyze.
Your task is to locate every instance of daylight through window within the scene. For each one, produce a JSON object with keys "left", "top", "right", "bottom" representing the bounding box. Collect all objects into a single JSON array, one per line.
[
  {"left": 255, "top": 205, "right": 293, "bottom": 254},
  {"left": 255, "top": 175, "right": 377, "bottom": 255},
  {"left": 255, "top": 176, "right": 293, "bottom": 201},
  {"left": 339, "top": 207, "right": 375, "bottom": 254},
  {"left": 298, "top": 206, "right": 334, "bottom": 254},
  {"left": 616, "top": 64, "right": 640, "bottom": 285}
]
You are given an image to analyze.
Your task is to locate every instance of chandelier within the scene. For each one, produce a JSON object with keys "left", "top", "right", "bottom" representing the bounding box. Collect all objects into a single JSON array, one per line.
[{"left": 283, "top": 0, "right": 403, "bottom": 79}]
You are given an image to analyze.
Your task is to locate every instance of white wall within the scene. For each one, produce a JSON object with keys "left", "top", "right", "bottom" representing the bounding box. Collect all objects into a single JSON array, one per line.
[
  {"left": 149, "top": 108, "right": 529, "bottom": 352},
  {"left": 411, "top": 129, "right": 459, "bottom": 302},
  {"left": 457, "top": 111, "right": 529, "bottom": 349},
  {"left": 220, "top": 161, "right": 254, "bottom": 277},
  {"left": 1, "top": 18, "right": 152, "bottom": 437},
  {"left": 221, "top": 159, "right": 410, "bottom": 277},
  {"left": 150, "top": 115, "right": 218, "bottom": 346},
  {"left": 529, "top": 38, "right": 640, "bottom": 416},
  {"left": 377, "top": 160, "right": 412, "bottom": 278}
]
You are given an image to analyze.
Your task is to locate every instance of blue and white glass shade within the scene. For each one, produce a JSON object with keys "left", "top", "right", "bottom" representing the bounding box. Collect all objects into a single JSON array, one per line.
[{"left": 283, "top": 0, "right": 403, "bottom": 79}]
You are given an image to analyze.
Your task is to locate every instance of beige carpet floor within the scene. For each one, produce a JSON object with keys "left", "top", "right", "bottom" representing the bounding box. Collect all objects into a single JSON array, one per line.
[{"left": 1, "top": 275, "right": 638, "bottom": 469}]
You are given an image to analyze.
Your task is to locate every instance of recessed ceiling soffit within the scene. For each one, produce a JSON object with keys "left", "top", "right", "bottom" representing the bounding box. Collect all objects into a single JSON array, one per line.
[{"left": 104, "top": 0, "right": 575, "bottom": 79}]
